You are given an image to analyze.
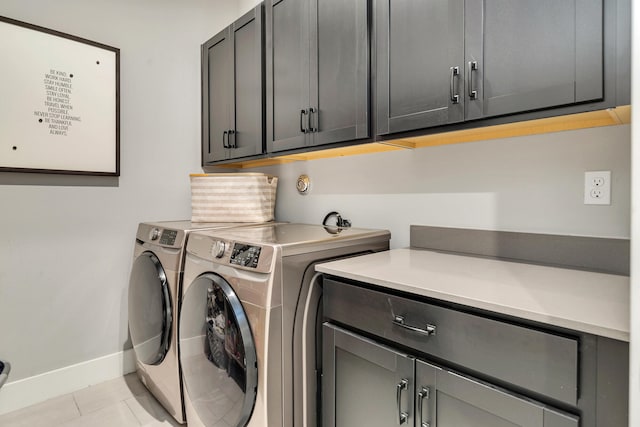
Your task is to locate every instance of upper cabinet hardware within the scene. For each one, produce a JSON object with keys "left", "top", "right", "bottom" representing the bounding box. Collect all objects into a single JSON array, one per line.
[
  {"left": 468, "top": 60, "right": 478, "bottom": 100},
  {"left": 450, "top": 66, "right": 460, "bottom": 104}
]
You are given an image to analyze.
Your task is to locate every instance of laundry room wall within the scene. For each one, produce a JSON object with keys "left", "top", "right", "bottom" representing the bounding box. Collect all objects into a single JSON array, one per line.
[
  {"left": 235, "top": 0, "right": 630, "bottom": 245},
  {"left": 0, "top": 0, "right": 242, "bottom": 413},
  {"left": 252, "top": 124, "right": 631, "bottom": 248},
  {"left": 238, "top": 0, "right": 263, "bottom": 15}
]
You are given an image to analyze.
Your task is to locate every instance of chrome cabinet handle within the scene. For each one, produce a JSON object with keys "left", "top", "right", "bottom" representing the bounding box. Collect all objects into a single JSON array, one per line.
[
  {"left": 468, "top": 60, "right": 478, "bottom": 100},
  {"left": 308, "top": 107, "right": 317, "bottom": 132},
  {"left": 393, "top": 315, "right": 436, "bottom": 336},
  {"left": 449, "top": 66, "right": 460, "bottom": 104},
  {"left": 396, "top": 378, "right": 409, "bottom": 425},
  {"left": 300, "top": 109, "right": 309, "bottom": 133},
  {"left": 417, "top": 387, "right": 431, "bottom": 427},
  {"left": 222, "top": 130, "right": 229, "bottom": 148}
]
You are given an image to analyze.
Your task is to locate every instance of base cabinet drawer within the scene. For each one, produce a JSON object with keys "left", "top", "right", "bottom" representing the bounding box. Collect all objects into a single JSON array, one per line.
[
  {"left": 324, "top": 278, "right": 579, "bottom": 405},
  {"left": 323, "top": 324, "right": 578, "bottom": 427}
]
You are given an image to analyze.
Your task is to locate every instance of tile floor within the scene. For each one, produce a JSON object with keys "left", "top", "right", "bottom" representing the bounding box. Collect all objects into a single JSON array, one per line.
[{"left": 0, "top": 374, "right": 182, "bottom": 427}]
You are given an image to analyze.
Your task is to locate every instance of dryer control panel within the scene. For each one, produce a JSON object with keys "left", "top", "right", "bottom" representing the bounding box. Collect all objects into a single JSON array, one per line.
[{"left": 230, "top": 244, "right": 262, "bottom": 268}]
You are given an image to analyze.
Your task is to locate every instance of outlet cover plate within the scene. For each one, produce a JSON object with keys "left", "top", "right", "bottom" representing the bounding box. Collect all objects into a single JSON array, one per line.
[{"left": 584, "top": 171, "right": 611, "bottom": 205}]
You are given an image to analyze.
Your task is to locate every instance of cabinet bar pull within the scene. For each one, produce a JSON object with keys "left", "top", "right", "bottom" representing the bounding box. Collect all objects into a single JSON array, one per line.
[
  {"left": 393, "top": 315, "right": 436, "bottom": 336},
  {"left": 468, "top": 61, "right": 478, "bottom": 100},
  {"left": 308, "top": 107, "right": 317, "bottom": 132},
  {"left": 222, "top": 130, "right": 229, "bottom": 148},
  {"left": 449, "top": 66, "right": 460, "bottom": 104},
  {"left": 396, "top": 378, "right": 409, "bottom": 425},
  {"left": 300, "top": 109, "right": 309, "bottom": 133},
  {"left": 417, "top": 387, "right": 431, "bottom": 427},
  {"left": 228, "top": 130, "right": 236, "bottom": 148}
]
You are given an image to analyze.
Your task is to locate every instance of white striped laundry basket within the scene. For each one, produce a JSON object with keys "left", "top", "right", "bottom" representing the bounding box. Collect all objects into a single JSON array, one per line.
[{"left": 190, "top": 173, "right": 278, "bottom": 222}]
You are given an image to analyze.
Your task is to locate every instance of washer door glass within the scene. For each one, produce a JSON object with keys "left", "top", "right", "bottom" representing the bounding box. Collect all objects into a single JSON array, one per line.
[
  {"left": 180, "top": 273, "right": 257, "bottom": 427},
  {"left": 128, "top": 251, "right": 172, "bottom": 365}
]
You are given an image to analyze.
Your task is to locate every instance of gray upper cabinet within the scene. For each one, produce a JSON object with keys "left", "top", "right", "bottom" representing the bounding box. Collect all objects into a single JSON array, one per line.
[
  {"left": 376, "top": 0, "right": 606, "bottom": 136},
  {"left": 201, "top": 5, "right": 264, "bottom": 164},
  {"left": 376, "top": 0, "right": 465, "bottom": 135},
  {"left": 465, "top": 0, "right": 603, "bottom": 121},
  {"left": 202, "top": 30, "right": 230, "bottom": 163},
  {"left": 266, "top": 0, "right": 369, "bottom": 153}
]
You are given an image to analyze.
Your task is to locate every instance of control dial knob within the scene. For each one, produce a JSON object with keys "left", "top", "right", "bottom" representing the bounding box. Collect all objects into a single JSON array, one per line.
[
  {"left": 150, "top": 228, "right": 161, "bottom": 241},
  {"left": 212, "top": 240, "right": 226, "bottom": 258}
]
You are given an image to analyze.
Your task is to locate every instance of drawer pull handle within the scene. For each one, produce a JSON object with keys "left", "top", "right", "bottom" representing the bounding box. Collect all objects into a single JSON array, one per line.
[
  {"left": 396, "top": 378, "right": 409, "bottom": 425},
  {"left": 417, "top": 387, "right": 431, "bottom": 427},
  {"left": 393, "top": 315, "right": 436, "bottom": 336}
]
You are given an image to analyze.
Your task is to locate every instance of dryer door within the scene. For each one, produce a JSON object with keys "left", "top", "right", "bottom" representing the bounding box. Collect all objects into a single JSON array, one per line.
[
  {"left": 128, "top": 251, "right": 172, "bottom": 365},
  {"left": 180, "top": 273, "right": 258, "bottom": 427}
]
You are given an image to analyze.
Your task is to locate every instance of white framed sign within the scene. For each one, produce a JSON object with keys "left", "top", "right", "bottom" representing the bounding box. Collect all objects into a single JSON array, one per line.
[{"left": 0, "top": 16, "right": 120, "bottom": 176}]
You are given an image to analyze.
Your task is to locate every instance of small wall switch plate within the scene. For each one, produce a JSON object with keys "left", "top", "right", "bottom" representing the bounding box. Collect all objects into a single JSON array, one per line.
[{"left": 584, "top": 171, "right": 611, "bottom": 205}]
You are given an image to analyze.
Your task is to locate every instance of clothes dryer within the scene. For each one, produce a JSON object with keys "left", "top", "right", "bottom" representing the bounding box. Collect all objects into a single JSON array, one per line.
[
  {"left": 180, "top": 223, "right": 390, "bottom": 427},
  {"left": 128, "top": 221, "right": 262, "bottom": 424}
]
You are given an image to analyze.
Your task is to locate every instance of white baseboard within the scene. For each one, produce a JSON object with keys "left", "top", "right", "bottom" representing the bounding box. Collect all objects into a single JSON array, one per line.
[{"left": 0, "top": 349, "right": 136, "bottom": 416}]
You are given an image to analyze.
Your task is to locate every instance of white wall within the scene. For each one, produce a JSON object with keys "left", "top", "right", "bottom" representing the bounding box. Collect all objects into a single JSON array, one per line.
[
  {"left": 254, "top": 125, "right": 631, "bottom": 248},
  {"left": 0, "top": 0, "right": 241, "bottom": 409}
]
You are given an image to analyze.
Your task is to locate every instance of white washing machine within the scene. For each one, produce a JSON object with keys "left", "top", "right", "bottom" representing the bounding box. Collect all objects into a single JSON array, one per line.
[
  {"left": 127, "top": 221, "right": 263, "bottom": 424},
  {"left": 180, "top": 223, "right": 390, "bottom": 427}
]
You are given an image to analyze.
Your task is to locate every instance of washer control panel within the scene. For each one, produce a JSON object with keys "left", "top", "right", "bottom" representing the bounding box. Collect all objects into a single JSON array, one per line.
[
  {"left": 160, "top": 229, "right": 178, "bottom": 246},
  {"left": 230, "top": 244, "right": 262, "bottom": 268}
]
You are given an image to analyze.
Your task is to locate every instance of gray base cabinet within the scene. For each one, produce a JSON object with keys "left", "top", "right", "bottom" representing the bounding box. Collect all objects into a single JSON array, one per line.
[
  {"left": 201, "top": 5, "right": 264, "bottom": 164},
  {"left": 321, "top": 278, "right": 628, "bottom": 427},
  {"left": 376, "top": 0, "right": 608, "bottom": 135},
  {"left": 416, "top": 360, "right": 578, "bottom": 427},
  {"left": 323, "top": 324, "right": 578, "bottom": 427},
  {"left": 266, "top": 0, "right": 369, "bottom": 153},
  {"left": 323, "top": 324, "right": 415, "bottom": 427}
]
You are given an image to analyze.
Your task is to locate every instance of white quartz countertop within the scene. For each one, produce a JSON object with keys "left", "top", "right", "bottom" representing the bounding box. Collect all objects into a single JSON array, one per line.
[{"left": 315, "top": 248, "right": 630, "bottom": 341}]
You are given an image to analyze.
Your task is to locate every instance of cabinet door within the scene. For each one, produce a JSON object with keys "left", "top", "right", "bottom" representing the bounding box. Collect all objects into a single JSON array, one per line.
[
  {"left": 322, "top": 324, "right": 415, "bottom": 427},
  {"left": 415, "top": 360, "right": 579, "bottom": 427},
  {"left": 202, "top": 29, "right": 231, "bottom": 163},
  {"left": 230, "top": 6, "right": 264, "bottom": 160},
  {"left": 266, "top": 0, "right": 310, "bottom": 152},
  {"left": 465, "top": 0, "right": 603, "bottom": 120},
  {"left": 376, "top": 0, "right": 464, "bottom": 135},
  {"left": 310, "top": 0, "right": 369, "bottom": 146}
]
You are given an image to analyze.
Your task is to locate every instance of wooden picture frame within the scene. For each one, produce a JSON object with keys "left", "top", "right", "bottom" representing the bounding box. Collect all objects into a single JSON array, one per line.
[{"left": 0, "top": 16, "right": 120, "bottom": 176}]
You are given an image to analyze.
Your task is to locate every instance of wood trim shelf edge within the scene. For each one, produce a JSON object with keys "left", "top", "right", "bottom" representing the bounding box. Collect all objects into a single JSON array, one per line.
[{"left": 214, "top": 105, "right": 631, "bottom": 169}]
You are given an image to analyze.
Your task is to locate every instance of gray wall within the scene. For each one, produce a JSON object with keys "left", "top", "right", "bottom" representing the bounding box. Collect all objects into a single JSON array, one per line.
[
  {"left": 629, "top": 4, "right": 639, "bottom": 425},
  {"left": 0, "top": 0, "right": 240, "bottom": 381},
  {"left": 253, "top": 125, "right": 631, "bottom": 248}
]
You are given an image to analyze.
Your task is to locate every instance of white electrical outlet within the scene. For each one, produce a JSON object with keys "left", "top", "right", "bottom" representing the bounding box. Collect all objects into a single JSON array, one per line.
[{"left": 584, "top": 171, "right": 611, "bottom": 205}]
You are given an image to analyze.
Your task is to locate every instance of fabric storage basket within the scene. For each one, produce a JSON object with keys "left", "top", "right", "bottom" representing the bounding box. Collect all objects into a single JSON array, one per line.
[{"left": 190, "top": 173, "right": 278, "bottom": 222}]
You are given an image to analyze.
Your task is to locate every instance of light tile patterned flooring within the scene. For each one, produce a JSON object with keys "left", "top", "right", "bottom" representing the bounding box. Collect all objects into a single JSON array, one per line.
[{"left": 0, "top": 374, "right": 182, "bottom": 427}]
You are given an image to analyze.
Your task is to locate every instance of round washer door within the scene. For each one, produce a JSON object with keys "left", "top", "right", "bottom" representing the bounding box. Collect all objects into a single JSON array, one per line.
[
  {"left": 179, "top": 273, "right": 257, "bottom": 427},
  {"left": 128, "top": 251, "right": 172, "bottom": 365}
]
